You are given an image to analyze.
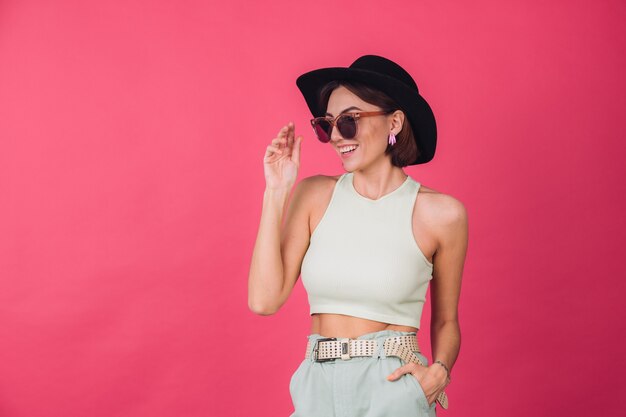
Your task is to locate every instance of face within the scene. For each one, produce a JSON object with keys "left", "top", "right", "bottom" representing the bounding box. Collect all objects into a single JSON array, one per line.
[{"left": 325, "top": 86, "right": 397, "bottom": 169}]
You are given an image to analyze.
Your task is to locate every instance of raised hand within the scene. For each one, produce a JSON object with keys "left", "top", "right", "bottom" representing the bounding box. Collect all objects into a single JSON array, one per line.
[{"left": 263, "top": 122, "right": 303, "bottom": 190}]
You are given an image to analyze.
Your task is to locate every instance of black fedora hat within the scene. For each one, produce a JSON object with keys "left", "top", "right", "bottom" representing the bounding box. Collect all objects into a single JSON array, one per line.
[{"left": 296, "top": 55, "right": 437, "bottom": 165}]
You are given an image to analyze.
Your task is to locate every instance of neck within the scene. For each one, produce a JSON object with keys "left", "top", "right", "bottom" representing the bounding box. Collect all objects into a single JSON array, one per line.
[{"left": 349, "top": 166, "right": 408, "bottom": 199}]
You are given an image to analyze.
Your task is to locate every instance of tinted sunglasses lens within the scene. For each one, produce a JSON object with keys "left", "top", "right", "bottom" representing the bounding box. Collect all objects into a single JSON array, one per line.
[
  {"left": 313, "top": 119, "right": 331, "bottom": 143},
  {"left": 337, "top": 115, "right": 357, "bottom": 139}
]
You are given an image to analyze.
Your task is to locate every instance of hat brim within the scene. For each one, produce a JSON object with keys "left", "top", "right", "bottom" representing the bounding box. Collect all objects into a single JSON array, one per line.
[{"left": 296, "top": 67, "right": 436, "bottom": 165}]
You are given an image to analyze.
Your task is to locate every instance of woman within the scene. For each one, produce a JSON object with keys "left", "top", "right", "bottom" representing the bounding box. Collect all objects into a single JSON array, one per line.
[{"left": 248, "top": 55, "right": 468, "bottom": 417}]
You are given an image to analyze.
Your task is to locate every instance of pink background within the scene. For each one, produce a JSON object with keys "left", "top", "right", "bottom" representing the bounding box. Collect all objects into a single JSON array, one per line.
[{"left": 1, "top": 1, "right": 625, "bottom": 416}]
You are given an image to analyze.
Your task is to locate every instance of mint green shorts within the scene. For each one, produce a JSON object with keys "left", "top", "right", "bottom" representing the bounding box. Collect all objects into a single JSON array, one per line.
[{"left": 289, "top": 329, "right": 437, "bottom": 417}]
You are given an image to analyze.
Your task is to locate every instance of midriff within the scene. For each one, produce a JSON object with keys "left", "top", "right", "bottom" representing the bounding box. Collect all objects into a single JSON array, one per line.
[{"left": 311, "top": 313, "right": 418, "bottom": 339}]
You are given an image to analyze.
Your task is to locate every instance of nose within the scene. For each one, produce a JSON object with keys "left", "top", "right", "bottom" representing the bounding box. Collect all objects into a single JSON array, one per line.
[{"left": 329, "top": 123, "right": 343, "bottom": 143}]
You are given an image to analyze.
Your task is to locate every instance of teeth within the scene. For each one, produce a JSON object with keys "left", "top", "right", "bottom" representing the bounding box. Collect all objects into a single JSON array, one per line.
[{"left": 340, "top": 145, "right": 358, "bottom": 154}]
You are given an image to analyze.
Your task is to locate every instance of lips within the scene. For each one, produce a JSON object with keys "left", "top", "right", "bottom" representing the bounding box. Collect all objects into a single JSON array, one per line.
[{"left": 338, "top": 144, "right": 359, "bottom": 155}]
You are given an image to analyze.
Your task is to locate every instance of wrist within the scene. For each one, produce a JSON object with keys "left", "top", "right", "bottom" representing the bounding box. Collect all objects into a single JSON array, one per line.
[
  {"left": 264, "top": 186, "right": 291, "bottom": 196},
  {"left": 433, "top": 360, "right": 451, "bottom": 381}
]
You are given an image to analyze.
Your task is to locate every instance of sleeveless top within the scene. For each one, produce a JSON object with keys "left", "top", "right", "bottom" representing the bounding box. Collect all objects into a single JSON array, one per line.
[{"left": 300, "top": 172, "right": 434, "bottom": 329}]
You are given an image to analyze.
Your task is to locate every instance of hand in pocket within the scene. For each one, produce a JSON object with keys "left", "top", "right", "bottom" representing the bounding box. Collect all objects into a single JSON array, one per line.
[{"left": 387, "top": 360, "right": 445, "bottom": 407}]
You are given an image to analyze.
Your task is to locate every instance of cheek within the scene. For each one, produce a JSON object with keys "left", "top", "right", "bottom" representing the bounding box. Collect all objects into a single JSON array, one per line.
[
  {"left": 366, "top": 123, "right": 388, "bottom": 145},
  {"left": 365, "top": 131, "right": 388, "bottom": 150},
  {"left": 356, "top": 122, "right": 388, "bottom": 152},
  {"left": 359, "top": 138, "right": 386, "bottom": 157}
]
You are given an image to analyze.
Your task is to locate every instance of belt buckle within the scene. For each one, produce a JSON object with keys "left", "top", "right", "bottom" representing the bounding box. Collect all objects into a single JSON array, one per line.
[
  {"left": 339, "top": 337, "right": 351, "bottom": 360},
  {"left": 313, "top": 337, "right": 337, "bottom": 362}
]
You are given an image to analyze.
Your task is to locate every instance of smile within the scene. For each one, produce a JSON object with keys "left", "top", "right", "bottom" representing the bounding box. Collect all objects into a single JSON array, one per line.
[{"left": 339, "top": 145, "right": 359, "bottom": 154}]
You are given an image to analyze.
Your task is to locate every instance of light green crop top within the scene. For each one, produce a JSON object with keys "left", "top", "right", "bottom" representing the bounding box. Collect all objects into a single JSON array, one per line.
[{"left": 300, "top": 172, "right": 434, "bottom": 329}]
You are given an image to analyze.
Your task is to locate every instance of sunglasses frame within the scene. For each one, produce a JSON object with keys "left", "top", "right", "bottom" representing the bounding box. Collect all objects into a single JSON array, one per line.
[{"left": 310, "top": 111, "right": 390, "bottom": 143}]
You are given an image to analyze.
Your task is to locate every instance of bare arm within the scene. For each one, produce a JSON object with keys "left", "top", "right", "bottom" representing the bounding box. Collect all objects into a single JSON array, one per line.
[
  {"left": 248, "top": 186, "right": 291, "bottom": 314},
  {"left": 248, "top": 179, "right": 312, "bottom": 314},
  {"left": 248, "top": 122, "right": 311, "bottom": 315},
  {"left": 430, "top": 195, "right": 469, "bottom": 375}
]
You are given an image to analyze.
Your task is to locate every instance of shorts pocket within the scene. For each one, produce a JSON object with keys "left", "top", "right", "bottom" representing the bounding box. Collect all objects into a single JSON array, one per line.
[
  {"left": 289, "top": 359, "right": 307, "bottom": 399},
  {"left": 405, "top": 373, "right": 431, "bottom": 410},
  {"left": 401, "top": 351, "right": 433, "bottom": 412}
]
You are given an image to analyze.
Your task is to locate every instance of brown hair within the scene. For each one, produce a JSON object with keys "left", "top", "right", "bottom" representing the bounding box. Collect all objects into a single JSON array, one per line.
[{"left": 318, "top": 80, "right": 420, "bottom": 167}]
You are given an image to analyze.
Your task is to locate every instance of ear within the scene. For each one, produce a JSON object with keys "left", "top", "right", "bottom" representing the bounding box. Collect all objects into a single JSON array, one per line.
[{"left": 389, "top": 110, "right": 405, "bottom": 135}]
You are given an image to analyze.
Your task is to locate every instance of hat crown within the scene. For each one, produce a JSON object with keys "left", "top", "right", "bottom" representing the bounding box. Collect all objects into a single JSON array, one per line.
[{"left": 350, "top": 55, "right": 419, "bottom": 92}]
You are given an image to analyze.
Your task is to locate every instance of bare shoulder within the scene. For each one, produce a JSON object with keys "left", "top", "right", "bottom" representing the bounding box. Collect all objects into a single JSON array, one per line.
[
  {"left": 296, "top": 174, "right": 342, "bottom": 200},
  {"left": 415, "top": 184, "right": 468, "bottom": 249},
  {"left": 296, "top": 174, "right": 342, "bottom": 234}
]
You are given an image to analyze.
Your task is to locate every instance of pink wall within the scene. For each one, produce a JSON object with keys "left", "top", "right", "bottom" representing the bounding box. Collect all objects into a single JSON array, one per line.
[{"left": 1, "top": 1, "right": 624, "bottom": 416}]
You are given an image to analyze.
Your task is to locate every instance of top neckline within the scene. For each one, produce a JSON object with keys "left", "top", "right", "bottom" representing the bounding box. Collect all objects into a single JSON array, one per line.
[{"left": 346, "top": 172, "right": 412, "bottom": 202}]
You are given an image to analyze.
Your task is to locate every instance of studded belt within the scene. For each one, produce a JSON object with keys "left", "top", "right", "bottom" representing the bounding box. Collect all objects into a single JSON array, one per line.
[{"left": 304, "top": 335, "right": 449, "bottom": 410}]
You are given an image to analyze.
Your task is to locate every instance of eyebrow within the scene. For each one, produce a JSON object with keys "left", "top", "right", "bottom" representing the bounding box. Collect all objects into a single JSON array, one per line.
[{"left": 325, "top": 106, "right": 363, "bottom": 117}]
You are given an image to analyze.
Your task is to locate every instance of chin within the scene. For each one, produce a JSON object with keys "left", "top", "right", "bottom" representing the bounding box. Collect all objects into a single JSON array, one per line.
[{"left": 342, "top": 160, "right": 358, "bottom": 169}]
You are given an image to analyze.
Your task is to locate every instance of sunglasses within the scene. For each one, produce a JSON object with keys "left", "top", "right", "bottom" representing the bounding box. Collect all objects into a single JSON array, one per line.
[{"left": 310, "top": 111, "right": 389, "bottom": 143}]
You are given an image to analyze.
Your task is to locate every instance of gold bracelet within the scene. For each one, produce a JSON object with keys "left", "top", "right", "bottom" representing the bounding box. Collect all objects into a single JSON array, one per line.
[{"left": 434, "top": 360, "right": 451, "bottom": 380}]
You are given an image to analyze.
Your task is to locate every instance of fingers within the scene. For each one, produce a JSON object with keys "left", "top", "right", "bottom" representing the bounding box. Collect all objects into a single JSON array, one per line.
[
  {"left": 386, "top": 363, "right": 416, "bottom": 381},
  {"left": 267, "top": 122, "right": 302, "bottom": 161},
  {"left": 264, "top": 146, "right": 283, "bottom": 161},
  {"left": 266, "top": 125, "right": 288, "bottom": 157},
  {"left": 291, "top": 135, "right": 302, "bottom": 163},
  {"left": 271, "top": 136, "right": 287, "bottom": 147},
  {"left": 265, "top": 144, "right": 283, "bottom": 156},
  {"left": 275, "top": 125, "right": 288, "bottom": 151},
  {"left": 276, "top": 124, "right": 289, "bottom": 137},
  {"left": 287, "top": 121, "right": 294, "bottom": 148}
]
